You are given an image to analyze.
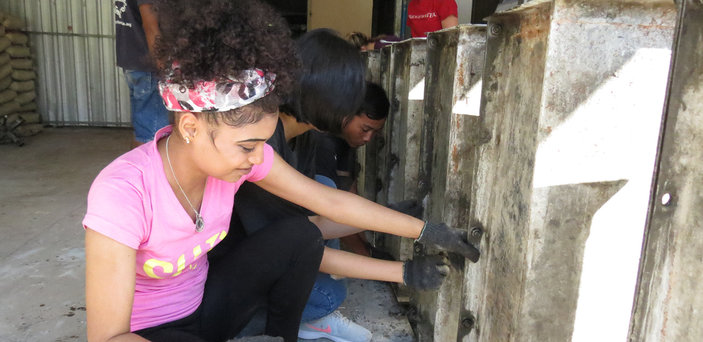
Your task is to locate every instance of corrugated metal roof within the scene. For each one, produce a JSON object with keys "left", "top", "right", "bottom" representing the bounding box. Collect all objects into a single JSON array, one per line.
[{"left": 1, "top": 0, "right": 130, "bottom": 126}]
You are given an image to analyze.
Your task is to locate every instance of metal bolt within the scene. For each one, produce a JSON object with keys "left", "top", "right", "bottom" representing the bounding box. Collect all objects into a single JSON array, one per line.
[
  {"left": 470, "top": 225, "right": 484, "bottom": 239},
  {"left": 414, "top": 244, "right": 423, "bottom": 254},
  {"left": 428, "top": 36, "right": 438, "bottom": 49},
  {"left": 489, "top": 23, "right": 503, "bottom": 36},
  {"left": 462, "top": 316, "right": 475, "bottom": 330},
  {"left": 471, "top": 228, "right": 482, "bottom": 238}
]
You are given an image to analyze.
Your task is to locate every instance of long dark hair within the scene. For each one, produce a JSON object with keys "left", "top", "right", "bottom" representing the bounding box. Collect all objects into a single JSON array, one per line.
[{"left": 281, "top": 28, "right": 366, "bottom": 135}]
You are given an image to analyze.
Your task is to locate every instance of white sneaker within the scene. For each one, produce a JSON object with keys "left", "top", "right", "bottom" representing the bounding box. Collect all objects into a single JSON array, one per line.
[{"left": 298, "top": 310, "right": 372, "bottom": 342}]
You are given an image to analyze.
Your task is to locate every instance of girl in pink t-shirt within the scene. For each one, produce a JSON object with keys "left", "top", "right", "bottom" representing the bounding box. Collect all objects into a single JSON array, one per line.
[{"left": 84, "top": 1, "right": 478, "bottom": 341}]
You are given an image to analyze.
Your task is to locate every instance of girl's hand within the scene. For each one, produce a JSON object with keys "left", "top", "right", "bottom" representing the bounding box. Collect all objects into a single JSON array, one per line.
[
  {"left": 403, "top": 255, "right": 451, "bottom": 290},
  {"left": 416, "top": 222, "right": 481, "bottom": 262}
]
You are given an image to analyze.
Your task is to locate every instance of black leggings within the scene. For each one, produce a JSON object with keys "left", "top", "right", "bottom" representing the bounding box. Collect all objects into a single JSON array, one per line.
[{"left": 134, "top": 216, "right": 324, "bottom": 342}]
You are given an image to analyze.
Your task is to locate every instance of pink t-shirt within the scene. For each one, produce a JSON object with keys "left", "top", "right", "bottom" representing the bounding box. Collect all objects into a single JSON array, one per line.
[
  {"left": 407, "top": 0, "right": 458, "bottom": 38},
  {"left": 82, "top": 126, "right": 274, "bottom": 331}
]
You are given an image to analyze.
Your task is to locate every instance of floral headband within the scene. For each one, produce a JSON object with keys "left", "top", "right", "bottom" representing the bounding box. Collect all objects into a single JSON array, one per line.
[{"left": 158, "top": 68, "right": 276, "bottom": 112}]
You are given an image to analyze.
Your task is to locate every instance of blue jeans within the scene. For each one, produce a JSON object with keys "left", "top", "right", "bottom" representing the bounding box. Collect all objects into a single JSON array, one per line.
[
  {"left": 299, "top": 175, "right": 348, "bottom": 323},
  {"left": 124, "top": 70, "right": 170, "bottom": 143}
]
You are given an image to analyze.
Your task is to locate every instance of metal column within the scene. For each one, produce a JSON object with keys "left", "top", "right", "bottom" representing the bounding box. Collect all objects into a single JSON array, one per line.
[
  {"left": 412, "top": 25, "right": 487, "bottom": 341},
  {"left": 470, "top": 1, "right": 675, "bottom": 341},
  {"left": 629, "top": 0, "right": 703, "bottom": 340}
]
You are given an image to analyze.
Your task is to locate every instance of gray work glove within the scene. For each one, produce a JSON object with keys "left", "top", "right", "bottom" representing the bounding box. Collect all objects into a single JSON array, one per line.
[
  {"left": 229, "top": 336, "right": 284, "bottom": 342},
  {"left": 403, "top": 255, "right": 451, "bottom": 290},
  {"left": 387, "top": 199, "right": 424, "bottom": 219},
  {"left": 416, "top": 222, "right": 480, "bottom": 262}
]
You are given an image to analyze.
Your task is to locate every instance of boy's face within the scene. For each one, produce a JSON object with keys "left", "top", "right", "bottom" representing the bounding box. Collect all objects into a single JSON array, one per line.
[{"left": 341, "top": 113, "right": 386, "bottom": 148}]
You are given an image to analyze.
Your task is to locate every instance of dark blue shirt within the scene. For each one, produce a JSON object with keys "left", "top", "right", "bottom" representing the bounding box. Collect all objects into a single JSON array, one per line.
[{"left": 114, "top": 0, "right": 155, "bottom": 71}]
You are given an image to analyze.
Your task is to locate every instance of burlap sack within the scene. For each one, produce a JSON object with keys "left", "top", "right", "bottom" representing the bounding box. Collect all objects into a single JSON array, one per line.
[
  {"left": 3, "top": 16, "right": 25, "bottom": 31},
  {"left": 0, "top": 63, "right": 11, "bottom": 79},
  {"left": 6, "top": 32, "right": 28, "bottom": 46},
  {"left": 0, "top": 100, "right": 20, "bottom": 115},
  {"left": 14, "top": 90, "right": 36, "bottom": 104},
  {"left": 11, "top": 69, "right": 35, "bottom": 81},
  {"left": 0, "top": 37, "right": 10, "bottom": 53},
  {"left": 0, "top": 76, "right": 11, "bottom": 91},
  {"left": 0, "top": 88, "right": 16, "bottom": 104},
  {"left": 7, "top": 111, "right": 40, "bottom": 124},
  {"left": 9, "top": 80, "right": 33, "bottom": 92},
  {"left": 16, "top": 123, "right": 43, "bottom": 137},
  {"left": 10, "top": 58, "right": 32, "bottom": 70},
  {"left": 18, "top": 101, "right": 37, "bottom": 111},
  {"left": 6, "top": 45, "right": 30, "bottom": 58},
  {"left": 0, "top": 52, "right": 9, "bottom": 66}
]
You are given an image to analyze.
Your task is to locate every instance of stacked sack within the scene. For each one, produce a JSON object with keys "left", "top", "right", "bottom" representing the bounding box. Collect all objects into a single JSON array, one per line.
[{"left": 0, "top": 11, "right": 42, "bottom": 138}]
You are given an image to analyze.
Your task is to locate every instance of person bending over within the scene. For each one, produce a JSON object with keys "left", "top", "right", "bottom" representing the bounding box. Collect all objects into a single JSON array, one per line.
[
  {"left": 229, "top": 29, "right": 479, "bottom": 342},
  {"left": 85, "top": 2, "right": 477, "bottom": 341}
]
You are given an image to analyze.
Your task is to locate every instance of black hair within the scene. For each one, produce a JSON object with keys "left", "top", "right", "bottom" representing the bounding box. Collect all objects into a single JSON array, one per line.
[
  {"left": 280, "top": 28, "right": 366, "bottom": 135},
  {"left": 347, "top": 32, "right": 370, "bottom": 50},
  {"left": 356, "top": 82, "right": 390, "bottom": 121},
  {"left": 153, "top": 0, "right": 299, "bottom": 127}
]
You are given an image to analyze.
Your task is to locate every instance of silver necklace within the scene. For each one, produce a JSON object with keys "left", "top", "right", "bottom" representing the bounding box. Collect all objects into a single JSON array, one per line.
[{"left": 165, "top": 134, "right": 205, "bottom": 232}]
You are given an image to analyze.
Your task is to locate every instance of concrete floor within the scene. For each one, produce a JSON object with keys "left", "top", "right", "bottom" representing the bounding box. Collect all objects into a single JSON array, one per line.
[{"left": 0, "top": 127, "right": 414, "bottom": 342}]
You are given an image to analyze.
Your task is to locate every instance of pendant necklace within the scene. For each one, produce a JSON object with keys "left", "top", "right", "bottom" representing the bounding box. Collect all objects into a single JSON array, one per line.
[{"left": 166, "top": 134, "right": 205, "bottom": 232}]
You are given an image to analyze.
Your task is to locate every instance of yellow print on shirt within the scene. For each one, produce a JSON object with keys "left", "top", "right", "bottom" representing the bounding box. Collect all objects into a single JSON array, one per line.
[{"left": 142, "top": 230, "right": 227, "bottom": 279}]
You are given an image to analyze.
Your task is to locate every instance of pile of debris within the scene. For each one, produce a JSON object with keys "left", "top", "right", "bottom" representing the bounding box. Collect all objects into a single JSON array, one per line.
[{"left": 0, "top": 11, "right": 41, "bottom": 146}]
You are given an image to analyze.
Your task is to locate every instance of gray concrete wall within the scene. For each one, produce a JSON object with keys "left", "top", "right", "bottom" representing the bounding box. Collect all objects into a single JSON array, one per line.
[
  {"left": 629, "top": 1, "right": 703, "bottom": 340},
  {"left": 470, "top": 1, "right": 675, "bottom": 341},
  {"left": 360, "top": 0, "right": 679, "bottom": 340}
]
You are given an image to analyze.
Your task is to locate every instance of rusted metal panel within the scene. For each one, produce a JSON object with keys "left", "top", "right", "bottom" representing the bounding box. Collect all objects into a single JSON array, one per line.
[
  {"left": 390, "top": 39, "right": 426, "bottom": 204},
  {"left": 375, "top": 45, "right": 394, "bottom": 207},
  {"left": 379, "top": 39, "right": 427, "bottom": 263},
  {"left": 468, "top": 0, "right": 675, "bottom": 341},
  {"left": 410, "top": 25, "right": 487, "bottom": 342},
  {"left": 629, "top": 1, "right": 703, "bottom": 340},
  {"left": 469, "top": 4, "right": 554, "bottom": 340},
  {"left": 358, "top": 50, "right": 383, "bottom": 200},
  {"left": 367, "top": 46, "right": 395, "bottom": 253}
]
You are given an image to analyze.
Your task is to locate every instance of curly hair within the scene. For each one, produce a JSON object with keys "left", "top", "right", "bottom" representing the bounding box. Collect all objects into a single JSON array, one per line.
[{"left": 152, "top": 0, "right": 299, "bottom": 126}]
